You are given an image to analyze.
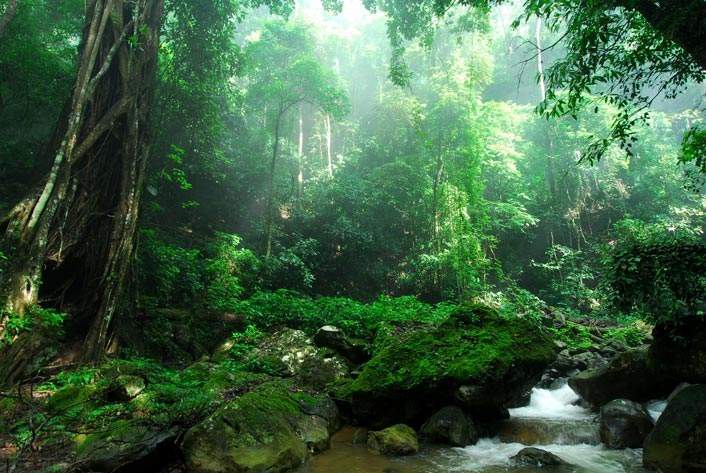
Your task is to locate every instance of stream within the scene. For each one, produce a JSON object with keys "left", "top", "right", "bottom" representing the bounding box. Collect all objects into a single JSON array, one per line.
[{"left": 298, "top": 382, "right": 666, "bottom": 473}]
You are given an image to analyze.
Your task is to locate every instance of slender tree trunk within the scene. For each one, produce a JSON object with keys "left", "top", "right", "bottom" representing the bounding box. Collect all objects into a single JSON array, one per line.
[
  {"left": 325, "top": 113, "right": 333, "bottom": 178},
  {"left": 265, "top": 109, "right": 283, "bottom": 258},
  {"left": 536, "top": 17, "right": 557, "bottom": 200},
  {"left": 297, "top": 104, "right": 304, "bottom": 201},
  {"left": 0, "top": 0, "right": 164, "bottom": 377},
  {"left": 0, "top": 0, "right": 17, "bottom": 39},
  {"left": 431, "top": 151, "right": 444, "bottom": 296}
]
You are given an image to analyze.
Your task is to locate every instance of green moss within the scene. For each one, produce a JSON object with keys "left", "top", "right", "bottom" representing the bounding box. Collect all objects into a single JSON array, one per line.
[
  {"left": 549, "top": 321, "right": 593, "bottom": 351},
  {"left": 603, "top": 323, "right": 649, "bottom": 347},
  {"left": 182, "top": 380, "right": 327, "bottom": 473},
  {"left": 46, "top": 384, "right": 103, "bottom": 418},
  {"left": 344, "top": 305, "right": 556, "bottom": 397},
  {"left": 367, "top": 424, "right": 419, "bottom": 455}
]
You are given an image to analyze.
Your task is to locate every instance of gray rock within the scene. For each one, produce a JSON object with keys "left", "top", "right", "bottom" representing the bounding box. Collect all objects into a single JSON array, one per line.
[
  {"left": 569, "top": 348, "right": 674, "bottom": 408},
  {"left": 420, "top": 406, "right": 478, "bottom": 447},
  {"left": 599, "top": 399, "right": 654, "bottom": 449},
  {"left": 644, "top": 384, "right": 706, "bottom": 473},
  {"left": 249, "top": 328, "right": 349, "bottom": 388},
  {"left": 76, "top": 421, "right": 177, "bottom": 472},
  {"left": 512, "top": 447, "right": 569, "bottom": 467}
]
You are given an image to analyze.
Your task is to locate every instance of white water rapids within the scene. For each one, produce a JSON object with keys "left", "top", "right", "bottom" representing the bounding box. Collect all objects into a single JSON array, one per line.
[
  {"left": 300, "top": 381, "right": 668, "bottom": 472},
  {"left": 441, "top": 381, "right": 667, "bottom": 472}
]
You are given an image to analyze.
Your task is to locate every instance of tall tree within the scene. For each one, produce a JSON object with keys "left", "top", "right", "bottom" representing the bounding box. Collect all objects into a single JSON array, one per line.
[
  {"left": 0, "top": 0, "right": 17, "bottom": 39},
  {"left": 243, "top": 20, "right": 347, "bottom": 257},
  {"left": 0, "top": 0, "right": 164, "bottom": 377}
]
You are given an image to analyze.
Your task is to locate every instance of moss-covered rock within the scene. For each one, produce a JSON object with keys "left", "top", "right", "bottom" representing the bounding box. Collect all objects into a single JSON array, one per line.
[
  {"left": 643, "top": 384, "right": 706, "bottom": 472},
  {"left": 181, "top": 380, "right": 339, "bottom": 473},
  {"left": 246, "top": 329, "right": 349, "bottom": 388},
  {"left": 340, "top": 305, "right": 556, "bottom": 426},
  {"left": 367, "top": 424, "right": 419, "bottom": 456},
  {"left": 74, "top": 419, "right": 178, "bottom": 472},
  {"left": 46, "top": 383, "right": 102, "bottom": 417}
]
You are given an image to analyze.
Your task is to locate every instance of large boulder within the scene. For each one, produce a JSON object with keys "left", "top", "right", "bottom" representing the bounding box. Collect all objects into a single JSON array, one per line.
[
  {"left": 74, "top": 420, "right": 178, "bottom": 472},
  {"left": 420, "top": 405, "right": 478, "bottom": 447},
  {"left": 247, "top": 329, "right": 349, "bottom": 388},
  {"left": 599, "top": 399, "right": 654, "bottom": 449},
  {"left": 643, "top": 384, "right": 706, "bottom": 473},
  {"left": 569, "top": 348, "right": 674, "bottom": 408},
  {"left": 367, "top": 424, "right": 419, "bottom": 456},
  {"left": 650, "top": 319, "right": 706, "bottom": 384},
  {"left": 339, "top": 305, "right": 556, "bottom": 426},
  {"left": 182, "top": 380, "right": 339, "bottom": 473}
]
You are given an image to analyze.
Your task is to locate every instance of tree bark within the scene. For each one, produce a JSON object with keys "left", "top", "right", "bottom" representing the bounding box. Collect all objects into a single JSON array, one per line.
[
  {"left": 0, "top": 0, "right": 164, "bottom": 375},
  {"left": 265, "top": 108, "right": 283, "bottom": 259},
  {"left": 0, "top": 0, "right": 18, "bottom": 39},
  {"left": 297, "top": 104, "right": 304, "bottom": 201},
  {"left": 325, "top": 112, "right": 333, "bottom": 178},
  {"left": 617, "top": 0, "right": 706, "bottom": 71},
  {"left": 536, "top": 16, "right": 557, "bottom": 200}
]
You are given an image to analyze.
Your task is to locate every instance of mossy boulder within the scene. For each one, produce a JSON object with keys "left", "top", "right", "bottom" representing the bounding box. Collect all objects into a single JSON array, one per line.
[
  {"left": 181, "top": 380, "right": 339, "bottom": 473},
  {"left": 367, "top": 424, "right": 419, "bottom": 456},
  {"left": 247, "top": 329, "right": 349, "bottom": 388},
  {"left": 46, "top": 383, "right": 102, "bottom": 417},
  {"left": 340, "top": 305, "right": 556, "bottom": 426},
  {"left": 569, "top": 348, "right": 675, "bottom": 408},
  {"left": 643, "top": 384, "right": 706, "bottom": 472},
  {"left": 73, "top": 419, "right": 178, "bottom": 472}
]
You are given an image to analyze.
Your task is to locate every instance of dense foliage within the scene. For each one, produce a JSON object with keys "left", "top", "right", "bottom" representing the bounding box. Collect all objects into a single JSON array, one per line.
[{"left": 1, "top": 1, "right": 704, "bottom": 469}]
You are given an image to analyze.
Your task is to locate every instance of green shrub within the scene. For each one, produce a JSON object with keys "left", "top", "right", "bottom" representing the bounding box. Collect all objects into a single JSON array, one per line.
[
  {"left": 603, "top": 220, "right": 706, "bottom": 324},
  {"left": 139, "top": 229, "right": 204, "bottom": 307},
  {"left": 236, "top": 290, "right": 457, "bottom": 339},
  {"left": 204, "top": 233, "right": 261, "bottom": 312},
  {"left": 603, "top": 321, "right": 649, "bottom": 347},
  {"left": 0, "top": 306, "right": 66, "bottom": 347},
  {"left": 549, "top": 321, "right": 592, "bottom": 351},
  {"left": 139, "top": 230, "right": 262, "bottom": 311},
  {"left": 229, "top": 325, "right": 265, "bottom": 359}
]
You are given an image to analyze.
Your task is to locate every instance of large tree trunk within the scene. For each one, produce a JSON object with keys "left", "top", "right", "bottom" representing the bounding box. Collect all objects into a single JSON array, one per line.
[
  {"left": 617, "top": 0, "right": 706, "bottom": 71},
  {"left": 0, "top": 0, "right": 18, "bottom": 39},
  {"left": 0, "top": 0, "right": 164, "bottom": 377}
]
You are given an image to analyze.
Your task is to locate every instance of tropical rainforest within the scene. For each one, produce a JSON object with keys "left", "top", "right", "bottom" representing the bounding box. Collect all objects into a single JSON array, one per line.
[{"left": 0, "top": 0, "right": 704, "bottom": 472}]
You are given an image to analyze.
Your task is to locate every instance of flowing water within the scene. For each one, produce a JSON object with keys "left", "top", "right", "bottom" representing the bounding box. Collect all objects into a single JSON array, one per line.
[{"left": 298, "top": 382, "right": 667, "bottom": 473}]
